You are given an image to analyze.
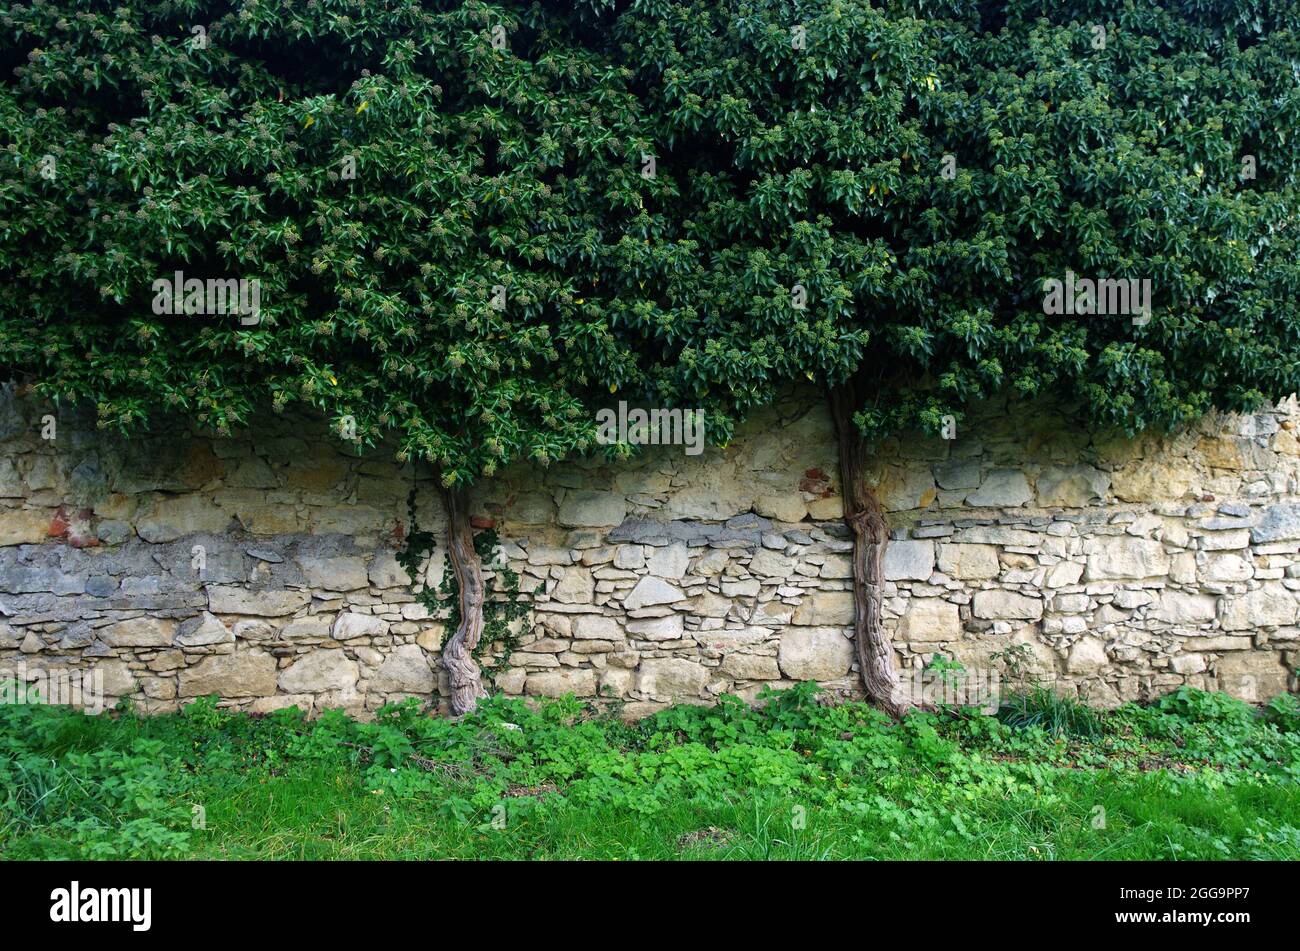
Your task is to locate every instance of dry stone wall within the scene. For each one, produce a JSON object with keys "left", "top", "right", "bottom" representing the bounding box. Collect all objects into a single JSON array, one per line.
[{"left": 1, "top": 384, "right": 1298, "bottom": 717}]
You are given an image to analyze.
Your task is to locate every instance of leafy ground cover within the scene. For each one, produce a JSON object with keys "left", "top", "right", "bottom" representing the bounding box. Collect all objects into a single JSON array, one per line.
[{"left": 2, "top": 684, "right": 1298, "bottom": 860}]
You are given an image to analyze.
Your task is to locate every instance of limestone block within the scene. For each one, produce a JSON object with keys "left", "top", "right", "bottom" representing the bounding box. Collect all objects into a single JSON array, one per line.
[
  {"left": 883, "top": 540, "right": 936, "bottom": 581},
  {"left": 791, "top": 591, "right": 854, "bottom": 626},
  {"left": 368, "top": 644, "right": 434, "bottom": 694},
  {"left": 526, "top": 668, "right": 597, "bottom": 698},
  {"left": 636, "top": 658, "right": 709, "bottom": 698},
  {"left": 897, "top": 597, "right": 963, "bottom": 643},
  {"left": 279, "top": 651, "right": 360, "bottom": 693},
  {"left": 937, "top": 544, "right": 999, "bottom": 580},
  {"left": 179, "top": 652, "right": 277, "bottom": 697},
  {"left": 778, "top": 627, "right": 854, "bottom": 680}
]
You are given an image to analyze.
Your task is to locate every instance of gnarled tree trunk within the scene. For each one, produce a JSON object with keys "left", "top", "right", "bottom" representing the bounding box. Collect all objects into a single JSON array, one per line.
[
  {"left": 440, "top": 483, "right": 487, "bottom": 715},
  {"left": 829, "top": 383, "right": 914, "bottom": 718}
]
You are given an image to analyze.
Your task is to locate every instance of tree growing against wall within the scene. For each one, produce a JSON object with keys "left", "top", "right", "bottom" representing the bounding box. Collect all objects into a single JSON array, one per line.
[
  {"left": 0, "top": 0, "right": 662, "bottom": 713},
  {"left": 607, "top": 0, "right": 1300, "bottom": 713}
]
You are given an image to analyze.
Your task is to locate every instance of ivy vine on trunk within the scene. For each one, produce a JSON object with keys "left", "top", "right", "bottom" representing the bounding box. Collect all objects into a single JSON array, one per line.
[
  {"left": 829, "top": 382, "right": 914, "bottom": 719},
  {"left": 396, "top": 484, "right": 527, "bottom": 716}
]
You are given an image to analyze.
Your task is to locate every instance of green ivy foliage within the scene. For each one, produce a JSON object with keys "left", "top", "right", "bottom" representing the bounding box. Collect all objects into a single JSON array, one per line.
[
  {"left": 395, "top": 485, "right": 528, "bottom": 678},
  {"left": 0, "top": 0, "right": 658, "bottom": 486},
  {"left": 608, "top": 0, "right": 1300, "bottom": 441},
  {"left": 1, "top": 0, "right": 1298, "bottom": 481}
]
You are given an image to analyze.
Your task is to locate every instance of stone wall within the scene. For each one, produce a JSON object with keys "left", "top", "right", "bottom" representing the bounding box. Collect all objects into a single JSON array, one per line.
[{"left": 1, "top": 384, "right": 1298, "bottom": 717}]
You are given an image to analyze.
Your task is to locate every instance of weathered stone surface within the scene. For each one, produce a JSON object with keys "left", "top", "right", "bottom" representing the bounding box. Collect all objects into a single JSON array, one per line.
[
  {"left": 755, "top": 494, "right": 807, "bottom": 523},
  {"left": 608, "top": 517, "right": 767, "bottom": 547},
  {"left": 1045, "top": 561, "right": 1084, "bottom": 588},
  {"left": 208, "top": 586, "right": 310, "bottom": 616},
  {"left": 527, "top": 544, "right": 573, "bottom": 566},
  {"left": 1169, "top": 653, "right": 1206, "bottom": 674},
  {"left": 102, "top": 616, "right": 177, "bottom": 647},
  {"left": 1037, "top": 465, "right": 1110, "bottom": 507},
  {"left": 526, "top": 668, "right": 597, "bottom": 698},
  {"left": 368, "top": 552, "right": 410, "bottom": 588},
  {"left": 613, "top": 545, "right": 645, "bottom": 570},
  {"left": 1221, "top": 584, "right": 1300, "bottom": 630},
  {"left": 937, "top": 544, "right": 999, "bottom": 580},
  {"left": 1251, "top": 503, "right": 1300, "bottom": 543},
  {"left": 97, "top": 520, "right": 133, "bottom": 545},
  {"left": 1083, "top": 538, "right": 1170, "bottom": 580},
  {"left": 280, "top": 616, "right": 332, "bottom": 639},
  {"left": 806, "top": 496, "right": 844, "bottom": 520},
  {"left": 174, "top": 611, "right": 234, "bottom": 647},
  {"left": 137, "top": 496, "right": 230, "bottom": 542},
  {"left": 1216, "top": 651, "right": 1290, "bottom": 701},
  {"left": 573, "top": 615, "right": 621, "bottom": 640},
  {"left": 248, "top": 694, "right": 315, "bottom": 715},
  {"left": 874, "top": 464, "right": 937, "bottom": 511},
  {"left": 897, "top": 598, "right": 963, "bottom": 643},
  {"left": 972, "top": 591, "right": 1042, "bottom": 621},
  {"left": 637, "top": 658, "right": 709, "bottom": 698},
  {"left": 625, "top": 614, "right": 684, "bottom": 640},
  {"left": 623, "top": 576, "right": 685, "bottom": 610},
  {"left": 778, "top": 628, "right": 853, "bottom": 680},
  {"left": 791, "top": 591, "right": 854, "bottom": 626},
  {"left": 748, "top": 548, "right": 795, "bottom": 579},
  {"left": 495, "top": 668, "right": 527, "bottom": 695},
  {"left": 1202, "top": 553, "right": 1252, "bottom": 583},
  {"left": 951, "top": 526, "right": 1041, "bottom": 546},
  {"left": 415, "top": 623, "right": 446, "bottom": 652},
  {"left": 720, "top": 653, "right": 782, "bottom": 680},
  {"left": 332, "top": 611, "right": 388, "bottom": 641},
  {"left": 1154, "top": 592, "right": 1217, "bottom": 625},
  {"left": 0, "top": 459, "right": 23, "bottom": 498},
  {"left": 883, "top": 540, "right": 935, "bottom": 581},
  {"left": 934, "top": 459, "right": 981, "bottom": 490},
  {"left": 54, "top": 623, "right": 94, "bottom": 649},
  {"left": 598, "top": 667, "right": 634, "bottom": 697},
  {"left": 966, "top": 469, "right": 1033, "bottom": 508},
  {"left": 299, "top": 556, "right": 368, "bottom": 592},
  {"left": 368, "top": 644, "right": 434, "bottom": 693},
  {"left": 179, "top": 652, "right": 277, "bottom": 697},
  {"left": 558, "top": 491, "right": 627, "bottom": 528},
  {"left": 1066, "top": 637, "right": 1108, "bottom": 673},
  {"left": 1199, "top": 529, "right": 1250, "bottom": 551},
  {"left": 502, "top": 491, "right": 554, "bottom": 525},
  {"left": 646, "top": 542, "right": 689, "bottom": 579},
  {"left": 0, "top": 509, "right": 51, "bottom": 546},
  {"left": 279, "top": 651, "right": 360, "bottom": 693},
  {"left": 95, "top": 659, "right": 139, "bottom": 697},
  {"left": 659, "top": 475, "right": 753, "bottom": 520},
  {"left": 552, "top": 566, "right": 596, "bottom": 604},
  {"left": 1111, "top": 460, "right": 1193, "bottom": 503}
]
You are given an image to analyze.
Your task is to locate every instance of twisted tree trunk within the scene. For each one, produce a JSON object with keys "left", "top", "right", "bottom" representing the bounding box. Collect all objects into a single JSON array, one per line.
[
  {"left": 829, "top": 383, "right": 914, "bottom": 718},
  {"left": 440, "top": 483, "right": 487, "bottom": 715}
]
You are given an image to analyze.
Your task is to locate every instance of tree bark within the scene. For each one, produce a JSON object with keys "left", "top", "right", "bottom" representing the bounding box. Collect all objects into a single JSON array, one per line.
[
  {"left": 829, "top": 383, "right": 914, "bottom": 718},
  {"left": 440, "top": 483, "right": 487, "bottom": 716}
]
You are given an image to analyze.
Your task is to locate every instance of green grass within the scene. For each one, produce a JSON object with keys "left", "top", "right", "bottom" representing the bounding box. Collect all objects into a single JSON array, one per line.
[{"left": 2, "top": 684, "right": 1299, "bottom": 860}]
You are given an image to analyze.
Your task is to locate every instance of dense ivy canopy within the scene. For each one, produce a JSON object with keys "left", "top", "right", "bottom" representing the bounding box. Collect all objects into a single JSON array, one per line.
[
  {"left": 610, "top": 0, "right": 1300, "bottom": 441},
  {"left": 2, "top": 0, "right": 1298, "bottom": 481},
  {"left": 0, "top": 0, "right": 657, "bottom": 486}
]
